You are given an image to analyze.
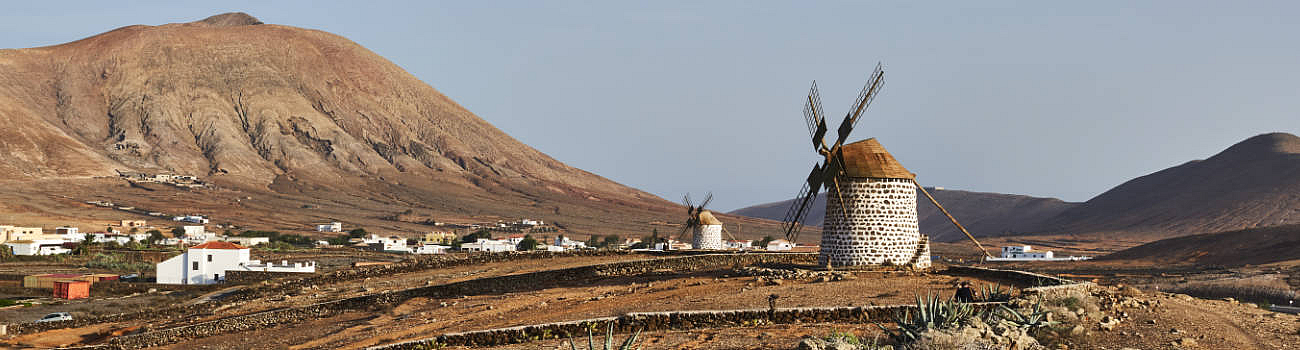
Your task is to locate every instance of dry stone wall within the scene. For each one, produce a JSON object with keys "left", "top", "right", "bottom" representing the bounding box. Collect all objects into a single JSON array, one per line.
[
  {"left": 820, "top": 178, "right": 929, "bottom": 268},
  {"left": 97, "top": 253, "right": 817, "bottom": 349},
  {"left": 370, "top": 304, "right": 1006, "bottom": 349}
]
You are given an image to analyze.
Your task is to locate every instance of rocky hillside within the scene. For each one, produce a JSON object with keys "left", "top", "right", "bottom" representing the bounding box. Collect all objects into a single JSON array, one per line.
[
  {"left": 0, "top": 13, "right": 786, "bottom": 236},
  {"left": 1098, "top": 224, "right": 1300, "bottom": 266},
  {"left": 729, "top": 188, "right": 1075, "bottom": 242},
  {"left": 1034, "top": 132, "right": 1300, "bottom": 239}
]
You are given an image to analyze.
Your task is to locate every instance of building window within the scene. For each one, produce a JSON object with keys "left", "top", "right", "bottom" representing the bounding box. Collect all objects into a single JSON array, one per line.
[
  {"left": 192, "top": 261, "right": 199, "bottom": 270},
  {"left": 207, "top": 255, "right": 212, "bottom": 262},
  {"left": 214, "top": 274, "right": 220, "bottom": 281}
]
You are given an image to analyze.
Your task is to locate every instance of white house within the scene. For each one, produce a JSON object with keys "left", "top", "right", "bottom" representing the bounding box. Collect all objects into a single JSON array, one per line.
[
  {"left": 725, "top": 240, "right": 754, "bottom": 250},
  {"left": 55, "top": 227, "right": 79, "bottom": 236},
  {"left": 156, "top": 241, "right": 251, "bottom": 284},
  {"left": 1000, "top": 245, "right": 1053, "bottom": 259},
  {"left": 173, "top": 215, "right": 209, "bottom": 224},
  {"left": 157, "top": 242, "right": 315, "bottom": 284},
  {"left": 766, "top": 239, "right": 795, "bottom": 251},
  {"left": 223, "top": 236, "right": 270, "bottom": 247},
  {"left": 410, "top": 244, "right": 450, "bottom": 254},
  {"left": 4, "top": 239, "right": 68, "bottom": 255},
  {"left": 182, "top": 225, "right": 206, "bottom": 236},
  {"left": 316, "top": 222, "right": 342, "bottom": 232},
  {"left": 361, "top": 234, "right": 407, "bottom": 252},
  {"left": 237, "top": 260, "right": 316, "bottom": 273},
  {"left": 460, "top": 238, "right": 515, "bottom": 252},
  {"left": 506, "top": 234, "right": 526, "bottom": 245},
  {"left": 554, "top": 236, "right": 587, "bottom": 250},
  {"left": 90, "top": 233, "right": 133, "bottom": 245}
]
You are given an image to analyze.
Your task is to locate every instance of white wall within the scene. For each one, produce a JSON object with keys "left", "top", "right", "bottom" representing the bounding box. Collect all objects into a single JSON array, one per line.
[{"left": 156, "top": 248, "right": 251, "bottom": 285}]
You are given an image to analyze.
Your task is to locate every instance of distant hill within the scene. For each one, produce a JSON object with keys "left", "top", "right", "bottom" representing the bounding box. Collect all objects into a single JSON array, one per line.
[
  {"left": 0, "top": 12, "right": 792, "bottom": 238},
  {"left": 729, "top": 188, "right": 1076, "bottom": 242},
  {"left": 1034, "top": 133, "right": 1300, "bottom": 239},
  {"left": 1098, "top": 224, "right": 1300, "bottom": 266}
]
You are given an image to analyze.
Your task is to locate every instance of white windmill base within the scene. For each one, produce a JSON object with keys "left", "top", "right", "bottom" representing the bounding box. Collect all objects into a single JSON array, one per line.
[
  {"left": 692, "top": 225, "right": 724, "bottom": 250},
  {"left": 818, "top": 178, "right": 931, "bottom": 268}
]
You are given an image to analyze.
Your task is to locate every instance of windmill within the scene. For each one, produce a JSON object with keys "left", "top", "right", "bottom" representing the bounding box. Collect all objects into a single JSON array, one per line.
[
  {"left": 675, "top": 193, "right": 727, "bottom": 250},
  {"left": 779, "top": 63, "right": 992, "bottom": 267}
]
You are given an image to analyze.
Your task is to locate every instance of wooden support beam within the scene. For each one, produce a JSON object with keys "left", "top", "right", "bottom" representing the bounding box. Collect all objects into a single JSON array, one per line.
[{"left": 912, "top": 179, "right": 993, "bottom": 259}]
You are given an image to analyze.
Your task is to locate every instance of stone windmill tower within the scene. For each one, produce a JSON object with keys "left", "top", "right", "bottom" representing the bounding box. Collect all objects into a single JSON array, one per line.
[
  {"left": 780, "top": 63, "right": 992, "bottom": 268},
  {"left": 675, "top": 193, "right": 725, "bottom": 250}
]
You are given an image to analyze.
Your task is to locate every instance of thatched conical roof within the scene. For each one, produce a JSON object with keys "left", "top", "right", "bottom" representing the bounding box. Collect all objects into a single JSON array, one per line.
[
  {"left": 839, "top": 138, "right": 914, "bottom": 179},
  {"left": 697, "top": 210, "right": 723, "bottom": 225}
]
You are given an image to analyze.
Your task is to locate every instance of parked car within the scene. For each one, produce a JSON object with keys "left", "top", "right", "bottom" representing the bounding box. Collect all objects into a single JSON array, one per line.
[
  {"left": 35, "top": 312, "right": 72, "bottom": 323},
  {"left": 119, "top": 274, "right": 140, "bottom": 282}
]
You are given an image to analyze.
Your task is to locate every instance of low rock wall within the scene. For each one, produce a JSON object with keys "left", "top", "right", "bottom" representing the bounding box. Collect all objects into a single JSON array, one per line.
[
  {"left": 224, "top": 270, "right": 315, "bottom": 284},
  {"left": 371, "top": 303, "right": 1006, "bottom": 349},
  {"left": 944, "top": 266, "right": 1076, "bottom": 287},
  {"left": 99, "top": 253, "right": 816, "bottom": 349}
]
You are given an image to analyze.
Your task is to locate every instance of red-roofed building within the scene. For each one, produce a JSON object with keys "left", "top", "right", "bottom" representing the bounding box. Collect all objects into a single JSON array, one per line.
[
  {"left": 191, "top": 241, "right": 247, "bottom": 250},
  {"left": 157, "top": 240, "right": 252, "bottom": 284}
]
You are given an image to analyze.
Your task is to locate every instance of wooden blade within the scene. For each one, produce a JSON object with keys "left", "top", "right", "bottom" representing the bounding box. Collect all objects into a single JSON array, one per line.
[
  {"left": 804, "top": 81, "right": 829, "bottom": 152},
  {"left": 699, "top": 192, "right": 713, "bottom": 210},
  {"left": 832, "top": 63, "right": 885, "bottom": 149},
  {"left": 781, "top": 163, "right": 828, "bottom": 241},
  {"left": 912, "top": 179, "right": 992, "bottom": 259}
]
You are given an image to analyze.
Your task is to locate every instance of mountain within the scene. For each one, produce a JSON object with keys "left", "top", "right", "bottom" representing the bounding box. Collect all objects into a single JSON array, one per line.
[
  {"left": 1034, "top": 132, "right": 1300, "bottom": 239},
  {"left": 729, "top": 188, "right": 1075, "bottom": 242},
  {"left": 0, "top": 13, "right": 785, "bottom": 237},
  {"left": 1098, "top": 224, "right": 1300, "bottom": 266}
]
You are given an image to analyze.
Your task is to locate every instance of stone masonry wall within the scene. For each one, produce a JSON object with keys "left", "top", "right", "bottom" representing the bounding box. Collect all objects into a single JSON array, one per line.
[
  {"left": 98, "top": 253, "right": 817, "bottom": 349},
  {"left": 821, "top": 177, "right": 928, "bottom": 268},
  {"left": 692, "top": 225, "right": 723, "bottom": 250},
  {"left": 371, "top": 304, "right": 1007, "bottom": 349}
]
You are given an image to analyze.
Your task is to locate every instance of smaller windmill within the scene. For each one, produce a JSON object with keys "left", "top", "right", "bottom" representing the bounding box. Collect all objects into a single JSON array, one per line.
[{"left": 675, "top": 193, "right": 727, "bottom": 250}]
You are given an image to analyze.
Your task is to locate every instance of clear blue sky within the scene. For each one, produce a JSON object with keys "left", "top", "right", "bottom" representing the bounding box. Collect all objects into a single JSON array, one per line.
[{"left": 5, "top": 1, "right": 1298, "bottom": 211}]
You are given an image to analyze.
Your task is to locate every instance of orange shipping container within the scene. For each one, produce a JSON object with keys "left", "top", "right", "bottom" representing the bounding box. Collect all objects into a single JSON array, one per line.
[
  {"left": 53, "top": 280, "right": 90, "bottom": 299},
  {"left": 23, "top": 274, "right": 84, "bottom": 289}
]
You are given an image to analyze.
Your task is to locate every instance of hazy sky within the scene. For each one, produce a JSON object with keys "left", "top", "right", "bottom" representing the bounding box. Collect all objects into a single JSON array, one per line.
[{"left": 5, "top": 1, "right": 1298, "bottom": 211}]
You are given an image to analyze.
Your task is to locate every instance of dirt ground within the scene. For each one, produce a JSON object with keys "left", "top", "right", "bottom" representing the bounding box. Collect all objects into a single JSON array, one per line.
[{"left": 5, "top": 253, "right": 1300, "bottom": 350}]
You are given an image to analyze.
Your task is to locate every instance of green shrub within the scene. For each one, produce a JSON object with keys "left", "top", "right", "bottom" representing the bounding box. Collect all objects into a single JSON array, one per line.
[
  {"left": 878, "top": 292, "right": 976, "bottom": 343},
  {"left": 567, "top": 322, "right": 643, "bottom": 350}
]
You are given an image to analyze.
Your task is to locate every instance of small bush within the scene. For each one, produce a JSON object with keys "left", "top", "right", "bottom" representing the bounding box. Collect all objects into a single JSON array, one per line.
[
  {"left": 1163, "top": 279, "right": 1298, "bottom": 306},
  {"left": 1046, "top": 296, "right": 1082, "bottom": 310},
  {"left": 0, "top": 299, "right": 15, "bottom": 307}
]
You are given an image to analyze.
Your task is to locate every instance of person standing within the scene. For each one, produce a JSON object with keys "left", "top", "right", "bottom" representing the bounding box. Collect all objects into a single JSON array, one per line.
[{"left": 954, "top": 281, "right": 976, "bottom": 302}]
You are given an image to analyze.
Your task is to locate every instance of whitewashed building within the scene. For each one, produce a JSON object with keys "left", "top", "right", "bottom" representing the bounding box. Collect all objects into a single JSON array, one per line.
[
  {"left": 238, "top": 260, "right": 317, "bottom": 273},
  {"left": 4, "top": 239, "right": 68, "bottom": 255},
  {"left": 361, "top": 234, "right": 407, "bottom": 252},
  {"left": 316, "top": 222, "right": 342, "bottom": 232},
  {"left": 157, "top": 242, "right": 315, "bottom": 284},
  {"left": 766, "top": 239, "right": 795, "bottom": 251},
  {"left": 410, "top": 244, "right": 450, "bottom": 254},
  {"left": 460, "top": 238, "right": 515, "bottom": 252},
  {"left": 223, "top": 236, "right": 270, "bottom": 247},
  {"left": 173, "top": 215, "right": 209, "bottom": 224},
  {"left": 1000, "top": 246, "right": 1053, "bottom": 259},
  {"left": 555, "top": 236, "right": 587, "bottom": 250},
  {"left": 725, "top": 239, "right": 753, "bottom": 250},
  {"left": 157, "top": 241, "right": 251, "bottom": 284}
]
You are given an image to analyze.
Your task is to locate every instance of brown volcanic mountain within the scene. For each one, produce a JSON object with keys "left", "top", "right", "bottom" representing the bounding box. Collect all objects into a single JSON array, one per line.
[
  {"left": 1098, "top": 224, "right": 1300, "bottom": 266},
  {"left": 0, "top": 13, "right": 783, "bottom": 237},
  {"left": 729, "top": 188, "right": 1076, "bottom": 242},
  {"left": 1034, "top": 132, "right": 1300, "bottom": 239}
]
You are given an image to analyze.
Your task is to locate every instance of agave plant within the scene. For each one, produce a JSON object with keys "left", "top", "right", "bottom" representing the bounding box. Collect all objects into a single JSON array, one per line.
[
  {"left": 994, "top": 302, "right": 1057, "bottom": 330},
  {"left": 981, "top": 283, "right": 1014, "bottom": 302},
  {"left": 876, "top": 292, "right": 976, "bottom": 342},
  {"left": 568, "top": 322, "right": 644, "bottom": 350}
]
